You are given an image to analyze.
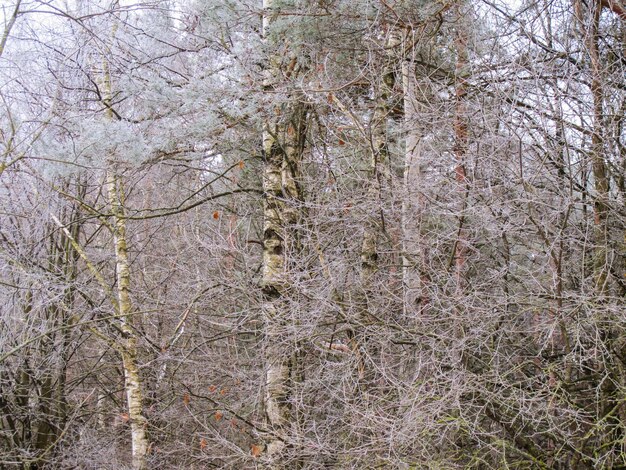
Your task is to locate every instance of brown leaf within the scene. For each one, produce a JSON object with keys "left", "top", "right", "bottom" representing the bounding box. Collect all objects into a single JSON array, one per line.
[
  {"left": 238, "top": 160, "right": 245, "bottom": 170},
  {"left": 251, "top": 444, "right": 263, "bottom": 458},
  {"left": 120, "top": 413, "right": 129, "bottom": 423},
  {"left": 338, "top": 139, "right": 345, "bottom": 146},
  {"left": 183, "top": 393, "right": 190, "bottom": 405},
  {"left": 213, "top": 211, "right": 219, "bottom": 220},
  {"left": 208, "top": 385, "right": 217, "bottom": 393},
  {"left": 214, "top": 411, "right": 223, "bottom": 421},
  {"left": 200, "top": 438, "right": 207, "bottom": 450}
]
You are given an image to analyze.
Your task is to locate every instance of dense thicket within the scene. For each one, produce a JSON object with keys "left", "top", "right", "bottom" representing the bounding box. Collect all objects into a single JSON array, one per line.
[{"left": 0, "top": 0, "right": 625, "bottom": 468}]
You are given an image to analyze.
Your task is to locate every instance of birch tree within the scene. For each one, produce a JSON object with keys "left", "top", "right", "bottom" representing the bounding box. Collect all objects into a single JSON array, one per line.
[{"left": 260, "top": 0, "right": 309, "bottom": 464}]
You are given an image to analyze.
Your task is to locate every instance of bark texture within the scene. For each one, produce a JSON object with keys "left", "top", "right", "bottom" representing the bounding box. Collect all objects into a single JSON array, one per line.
[
  {"left": 261, "top": 0, "right": 308, "bottom": 465},
  {"left": 107, "top": 173, "right": 149, "bottom": 470},
  {"left": 587, "top": 0, "right": 611, "bottom": 294}
]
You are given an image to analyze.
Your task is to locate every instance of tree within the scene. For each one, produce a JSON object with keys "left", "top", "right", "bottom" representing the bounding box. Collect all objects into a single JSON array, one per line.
[{"left": 259, "top": 0, "right": 309, "bottom": 465}]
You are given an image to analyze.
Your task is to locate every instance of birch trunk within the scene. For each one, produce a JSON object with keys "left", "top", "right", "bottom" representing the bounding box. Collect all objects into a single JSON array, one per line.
[
  {"left": 106, "top": 173, "right": 149, "bottom": 470},
  {"left": 100, "top": 11, "right": 149, "bottom": 464},
  {"left": 360, "top": 30, "right": 401, "bottom": 285},
  {"left": 261, "top": 0, "right": 308, "bottom": 465},
  {"left": 355, "top": 28, "right": 401, "bottom": 385}
]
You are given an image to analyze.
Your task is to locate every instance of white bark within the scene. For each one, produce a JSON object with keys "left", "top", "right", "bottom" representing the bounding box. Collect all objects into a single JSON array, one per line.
[
  {"left": 261, "top": 0, "right": 307, "bottom": 465},
  {"left": 106, "top": 174, "right": 149, "bottom": 470},
  {"left": 355, "top": 28, "right": 402, "bottom": 385}
]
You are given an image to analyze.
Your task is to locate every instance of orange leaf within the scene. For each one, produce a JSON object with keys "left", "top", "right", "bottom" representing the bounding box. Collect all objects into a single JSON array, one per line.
[
  {"left": 220, "top": 389, "right": 226, "bottom": 396},
  {"left": 208, "top": 385, "right": 217, "bottom": 393},
  {"left": 214, "top": 411, "right": 223, "bottom": 421},
  {"left": 200, "top": 438, "right": 207, "bottom": 450},
  {"left": 338, "top": 139, "right": 345, "bottom": 146},
  {"left": 183, "top": 393, "right": 190, "bottom": 405},
  {"left": 213, "top": 211, "right": 219, "bottom": 220},
  {"left": 327, "top": 93, "right": 334, "bottom": 104},
  {"left": 251, "top": 444, "right": 263, "bottom": 458},
  {"left": 120, "top": 413, "right": 129, "bottom": 423},
  {"left": 238, "top": 160, "right": 245, "bottom": 170}
]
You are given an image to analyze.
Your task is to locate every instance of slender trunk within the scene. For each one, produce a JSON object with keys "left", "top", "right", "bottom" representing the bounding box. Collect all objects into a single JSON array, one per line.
[
  {"left": 453, "top": 8, "right": 469, "bottom": 293},
  {"left": 106, "top": 173, "right": 149, "bottom": 470},
  {"left": 581, "top": 1, "right": 626, "bottom": 460},
  {"left": 401, "top": 37, "right": 422, "bottom": 318},
  {"left": 0, "top": 0, "right": 22, "bottom": 177},
  {"left": 100, "top": 12, "right": 148, "bottom": 464},
  {"left": 360, "top": 29, "right": 400, "bottom": 286},
  {"left": 0, "top": 0, "right": 20, "bottom": 58},
  {"left": 354, "top": 28, "right": 401, "bottom": 387},
  {"left": 588, "top": 0, "right": 610, "bottom": 294},
  {"left": 58, "top": 199, "right": 83, "bottom": 432}
]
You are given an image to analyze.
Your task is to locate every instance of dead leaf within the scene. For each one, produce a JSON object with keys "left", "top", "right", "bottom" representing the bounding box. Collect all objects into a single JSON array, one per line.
[
  {"left": 213, "top": 211, "right": 219, "bottom": 220},
  {"left": 215, "top": 411, "right": 223, "bottom": 421},
  {"left": 251, "top": 444, "right": 263, "bottom": 458},
  {"left": 200, "top": 438, "right": 207, "bottom": 450},
  {"left": 183, "top": 393, "right": 190, "bottom": 405}
]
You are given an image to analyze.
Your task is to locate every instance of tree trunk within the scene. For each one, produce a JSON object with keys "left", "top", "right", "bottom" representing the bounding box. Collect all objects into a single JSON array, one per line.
[
  {"left": 587, "top": 0, "right": 610, "bottom": 294},
  {"left": 355, "top": 28, "right": 401, "bottom": 387},
  {"left": 106, "top": 173, "right": 149, "bottom": 470},
  {"left": 453, "top": 5, "right": 469, "bottom": 293},
  {"left": 261, "top": 0, "right": 308, "bottom": 465}
]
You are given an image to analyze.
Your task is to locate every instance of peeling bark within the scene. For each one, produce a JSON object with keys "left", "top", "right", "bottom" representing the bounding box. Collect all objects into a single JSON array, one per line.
[{"left": 261, "top": 0, "right": 308, "bottom": 465}]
